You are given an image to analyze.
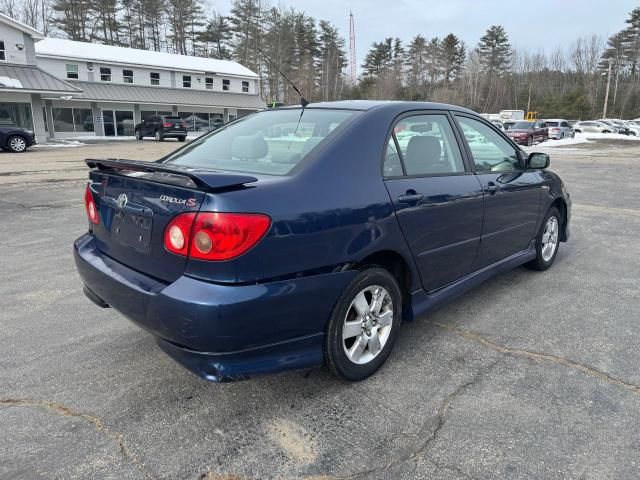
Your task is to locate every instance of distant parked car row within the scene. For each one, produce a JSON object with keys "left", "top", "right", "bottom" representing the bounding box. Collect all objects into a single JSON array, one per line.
[{"left": 573, "top": 118, "right": 640, "bottom": 135}]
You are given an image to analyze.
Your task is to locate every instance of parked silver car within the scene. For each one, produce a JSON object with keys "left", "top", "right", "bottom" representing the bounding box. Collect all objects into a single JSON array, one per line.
[
  {"left": 544, "top": 119, "right": 575, "bottom": 140},
  {"left": 573, "top": 121, "right": 612, "bottom": 134}
]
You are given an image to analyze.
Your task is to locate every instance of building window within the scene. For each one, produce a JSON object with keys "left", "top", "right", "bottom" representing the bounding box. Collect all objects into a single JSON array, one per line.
[
  {"left": 242, "top": 81, "right": 249, "bottom": 93},
  {"left": 150, "top": 72, "right": 160, "bottom": 85},
  {"left": 0, "top": 102, "right": 33, "bottom": 130},
  {"left": 0, "top": 41, "right": 5, "bottom": 61},
  {"left": 52, "top": 107, "right": 94, "bottom": 133},
  {"left": 183, "top": 75, "right": 191, "bottom": 88},
  {"left": 205, "top": 77, "right": 213, "bottom": 89},
  {"left": 66, "top": 64, "right": 79, "bottom": 79},
  {"left": 100, "top": 67, "right": 111, "bottom": 82},
  {"left": 222, "top": 79, "right": 230, "bottom": 91},
  {"left": 123, "top": 69, "right": 134, "bottom": 84}
]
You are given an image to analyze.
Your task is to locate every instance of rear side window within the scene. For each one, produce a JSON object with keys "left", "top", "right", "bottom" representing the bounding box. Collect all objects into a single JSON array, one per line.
[
  {"left": 384, "top": 114, "right": 465, "bottom": 177},
  {"left": 163, "top": 109, "right": 358, "bottom": 175}
]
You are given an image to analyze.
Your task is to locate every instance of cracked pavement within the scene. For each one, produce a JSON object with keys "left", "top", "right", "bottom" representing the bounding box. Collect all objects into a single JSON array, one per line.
[{"left": 1, "top": 139, "right": 640, "bottom": 479}]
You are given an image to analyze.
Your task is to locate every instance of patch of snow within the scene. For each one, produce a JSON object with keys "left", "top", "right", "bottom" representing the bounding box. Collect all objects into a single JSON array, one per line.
[
  {"left": 0, "top": 76, "right": 23, "bottom": 88},
  {"left": 522, "top": 132, "right": 640, "bottom": 151},
  {"left": 35, "top": 38, "right": 259, "bottom": 78}
]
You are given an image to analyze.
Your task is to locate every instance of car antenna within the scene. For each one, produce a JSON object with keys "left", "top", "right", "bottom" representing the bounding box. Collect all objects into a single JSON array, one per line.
[{"left": 257, "top": 47, "right": 309, "bottom": 108}]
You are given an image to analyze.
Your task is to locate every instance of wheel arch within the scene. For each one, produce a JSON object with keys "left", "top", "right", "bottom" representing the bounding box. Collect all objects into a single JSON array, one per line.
[
  {"left": 353, "top": 250, "right": 415, "bottom": 311},
  {"left": 550, "top": 197, "right": 568, "bottom": 242}
]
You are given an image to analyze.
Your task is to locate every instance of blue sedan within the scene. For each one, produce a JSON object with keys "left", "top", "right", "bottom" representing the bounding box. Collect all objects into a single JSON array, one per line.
[{"left": 74, "top": 100, "right": 571, "bottom": 382}]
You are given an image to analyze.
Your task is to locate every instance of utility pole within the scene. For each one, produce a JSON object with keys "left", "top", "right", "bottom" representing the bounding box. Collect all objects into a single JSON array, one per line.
[
  {"left": 349, "top": 11, "right": 357, "bottom": 85},
  {"left": 603, "top": 59, "right": 612, "bottom": 119}
]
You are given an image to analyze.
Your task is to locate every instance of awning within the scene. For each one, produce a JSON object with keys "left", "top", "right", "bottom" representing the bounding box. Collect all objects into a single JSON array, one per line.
[
  {"left": 56, "top": 81, "right": 266, "bottom": 110},
  {"left": 0, "top": 64, "right": 81, "bottom": 94}
]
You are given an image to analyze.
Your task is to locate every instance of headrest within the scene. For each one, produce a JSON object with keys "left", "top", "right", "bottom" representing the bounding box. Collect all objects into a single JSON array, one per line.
[
  {"left": 231, "top": 135, "right": 268, "bottom": 160},
  {"left": 406, "top": 135, "right": 441, "bottom": 163}
]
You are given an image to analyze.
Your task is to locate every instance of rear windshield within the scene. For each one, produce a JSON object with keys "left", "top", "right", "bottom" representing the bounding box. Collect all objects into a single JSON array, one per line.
[
  {"left": 512, "top": 121, "right": 534, "bottom": 129},
  {"left": 546, "top": 121, "right": 559, "bottom": 126},
  {"left": 162, "top": 109, "right": 357, "bottom": 175}
]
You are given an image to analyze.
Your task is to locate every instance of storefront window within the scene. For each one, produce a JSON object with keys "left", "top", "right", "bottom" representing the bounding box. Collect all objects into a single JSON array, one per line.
[
  {"left": 74, "top": 108, "right": 94, "bottom": 132},
  {"left": 0, "top": 103, "right": 33, "bottom": 130},
  {"left": 51, "top": 107, "right": 95, "bottom": 133}
]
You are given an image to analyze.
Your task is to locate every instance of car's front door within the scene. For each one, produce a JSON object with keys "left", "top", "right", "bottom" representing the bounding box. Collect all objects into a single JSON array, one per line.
[
  {"left": 383, "top": 112, "right": 485, "bottom": 291},
  {"left": 454, "top": 114, "right": 543, "bottom": 269}
]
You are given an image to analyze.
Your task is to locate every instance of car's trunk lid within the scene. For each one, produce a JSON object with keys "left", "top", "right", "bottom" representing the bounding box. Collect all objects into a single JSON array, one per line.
[{"left": 85, "top": 158, "right": 258, "bottom": 283}]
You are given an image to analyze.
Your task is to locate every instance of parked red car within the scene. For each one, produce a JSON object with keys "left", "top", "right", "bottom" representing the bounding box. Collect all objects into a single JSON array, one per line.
[{"left": 505, "top": 121, "right": 547, "bottom": 146}]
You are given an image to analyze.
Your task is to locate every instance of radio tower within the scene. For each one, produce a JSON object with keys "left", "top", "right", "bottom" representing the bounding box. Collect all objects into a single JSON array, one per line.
[{"left": 349, "top": 11, "right": 357, "bottom": 84}]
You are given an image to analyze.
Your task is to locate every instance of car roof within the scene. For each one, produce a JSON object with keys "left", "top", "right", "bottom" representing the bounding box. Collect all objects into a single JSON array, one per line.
[
  {"left": 544, "top": 119, "right": 567, "bottom": 122},
  {"left": 277, "top": 99, "right": 477, "bottom": 115}
]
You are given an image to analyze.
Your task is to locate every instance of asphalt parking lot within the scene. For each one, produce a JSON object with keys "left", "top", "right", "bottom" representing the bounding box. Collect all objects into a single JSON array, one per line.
[{"left": 1, "top": 138, "right": 639, "bottom": 479}]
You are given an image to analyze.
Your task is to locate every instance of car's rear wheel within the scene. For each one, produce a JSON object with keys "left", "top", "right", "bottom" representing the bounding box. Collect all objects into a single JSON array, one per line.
[
  {"left": 178, "top": 136, "right": 186, "bottom": 142},
  {"left": 526, "top": 136, "right": 533, "bottom": 146},
  {"left": 324, "top": 267, "right": 402, "bottom": 381},
  {"left": 526, "top": 207, "right": 561, "bottom": 271},
  {"left": 7, "top": 135, "right": 27, "bottom": 153},
  {"left": 560, "top": 132, "right": 564, "bottom": 139},
  {"left": 155, "top": 130, "right": 163, "bottom": 142},
  {"left": 135, "top": 130, "right": 143, "bottom": 141}
]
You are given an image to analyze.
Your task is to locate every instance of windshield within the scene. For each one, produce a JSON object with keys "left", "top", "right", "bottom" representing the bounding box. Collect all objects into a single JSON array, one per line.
[
  {"left": 512, "top": 122, "right": 534, "bottom": 130},
  {"left": 162, "top": 109, "right": 357, "bottom": 175}
]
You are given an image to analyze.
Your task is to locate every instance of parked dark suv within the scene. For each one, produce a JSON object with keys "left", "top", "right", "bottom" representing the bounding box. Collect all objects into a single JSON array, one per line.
[
  {"left": 135, "top": 115, "right": 188, "bottom": 142},
  {"left": 0, "top": 124, "right": 36, "bottom": 152}
]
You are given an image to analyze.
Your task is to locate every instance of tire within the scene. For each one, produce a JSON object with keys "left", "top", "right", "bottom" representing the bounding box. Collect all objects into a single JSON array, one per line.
[
  {"left": 526, "top": 136, "right": 533, "bottom": 146},
  {"left": 155, "top": 130, "right": 163, "bottom": 142},
  {"left": 560, "top": 132, "right": 564, "bottom": 140},
  {"left": 526, "top": 207, "right": 562, "bottom": 271},
  {"left": 574, "top": 129, "right": 581, "bottom": 133},
  {"left": 6, "top": 135, "right": 28, "bottom": 153},
  {"left": 135, "top": 130, "right": 143, "bottom": 141},
  {"left": 324, "top": 267, "right": 402, "bottom": 381},
  {"left": 178, "top": 136, "right": 186, "bottom": 142},
  {"left": 603, "top": 130, "right": 610, "bottom": 134}
]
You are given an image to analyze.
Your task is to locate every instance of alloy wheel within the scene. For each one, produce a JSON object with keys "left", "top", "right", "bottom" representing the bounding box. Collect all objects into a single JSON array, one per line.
[
  {"left": 541, "top": 216, "right": 559, "bottom": 262},
  {"left": 342, "top": 285, "right": 393, "bottom": 365},
  {"left": 9, "top": 136, "right": 26, "bottom": 152}
]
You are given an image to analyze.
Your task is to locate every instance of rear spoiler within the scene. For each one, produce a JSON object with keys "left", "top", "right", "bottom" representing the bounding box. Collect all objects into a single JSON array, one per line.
[{"left": 85, "top": 158, "right": 258, "bottom": 191}]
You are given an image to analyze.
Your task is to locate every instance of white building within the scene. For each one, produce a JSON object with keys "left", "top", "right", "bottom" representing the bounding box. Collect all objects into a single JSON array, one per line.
[{"left": 0, "top": 13, "right": 264, "bottom": 141}]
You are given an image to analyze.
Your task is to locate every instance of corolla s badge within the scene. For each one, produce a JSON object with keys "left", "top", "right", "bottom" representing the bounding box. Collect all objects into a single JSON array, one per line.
[
  {"left": 117, "top": 193, "right": 128, "bottom": 209},
  {"left": 160, "top": 195, "right": 196, "bottom": 207}
]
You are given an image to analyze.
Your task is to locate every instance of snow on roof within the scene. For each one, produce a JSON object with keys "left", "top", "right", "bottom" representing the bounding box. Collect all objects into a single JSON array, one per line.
[
  {"left": 0, "top": 13, "right": 44, "bottom": 40},
  {"left": 35, "top": 38, "right": 258, "bottom": 78}
]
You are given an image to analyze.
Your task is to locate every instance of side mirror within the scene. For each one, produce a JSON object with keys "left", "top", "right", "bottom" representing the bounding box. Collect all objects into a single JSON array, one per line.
[{"left": 527, "top": 152, "right": 550, "bottom": 169}]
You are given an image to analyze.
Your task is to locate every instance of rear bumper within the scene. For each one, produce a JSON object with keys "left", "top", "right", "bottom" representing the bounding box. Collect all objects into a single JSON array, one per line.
[{"left": 74, "top": 234, "right": 356, "bottom": 381}]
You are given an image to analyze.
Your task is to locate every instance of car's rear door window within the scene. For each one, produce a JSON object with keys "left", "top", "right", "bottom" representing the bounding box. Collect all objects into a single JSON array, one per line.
[
  {"left": 163, "top": 109, "right": 358, "bottom": 175},
  {"left": 384, "top": 114, "right": 465, "bottom": 177}
]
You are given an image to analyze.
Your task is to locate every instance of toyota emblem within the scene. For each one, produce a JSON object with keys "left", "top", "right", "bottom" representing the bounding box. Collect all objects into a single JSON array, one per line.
[{"left": 117, "top": 193, "right": 128, "bottom": 209}]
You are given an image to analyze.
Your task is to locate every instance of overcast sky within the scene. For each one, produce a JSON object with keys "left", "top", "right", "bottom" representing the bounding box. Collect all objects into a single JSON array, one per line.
[{"left": 217, "top": 0, "right": 636, "bottom": 67}]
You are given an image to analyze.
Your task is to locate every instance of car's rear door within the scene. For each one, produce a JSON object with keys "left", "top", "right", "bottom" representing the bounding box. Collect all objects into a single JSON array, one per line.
[
  {"left": 383, "top": 111, "right": 484, "bottom": 291},
  {"left": 453, "top": 114, "right": 542, "bottom": 269}
]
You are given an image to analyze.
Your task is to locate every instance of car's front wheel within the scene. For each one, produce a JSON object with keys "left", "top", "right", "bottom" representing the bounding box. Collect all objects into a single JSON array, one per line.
[
  {"left": 526, "top": 207, "right": 561, "bottom": 271},
  {"left": 135, "top": 130, "right": 143, "bottom": 141},
  {"left": 7, "top": 135, "right": 28, "bottom": 153},
  {"left": 526, "top": 136, "right": 533, "bottom": 146},
  {"left": 155, "top": 131, "right": 163, "bottom": 142},
  {"left": 178, "top": 136, "right": 186, "bottom": 142},
  {"left": 324, "top": 267, "right": 402, "bottom": 381}
]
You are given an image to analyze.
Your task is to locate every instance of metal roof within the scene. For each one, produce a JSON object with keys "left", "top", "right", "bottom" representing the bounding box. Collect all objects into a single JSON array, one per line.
[
  {"left": 56, "top": 81, "right": 265, "bottom": 110},
  {"left": 0, "top": 64, "right": 81, "bottom": 94}
]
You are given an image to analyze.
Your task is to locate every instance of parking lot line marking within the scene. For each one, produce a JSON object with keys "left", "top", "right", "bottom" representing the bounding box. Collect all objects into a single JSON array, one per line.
[{"left": 433, "top": 322, "right": 640, "bottom": 397}]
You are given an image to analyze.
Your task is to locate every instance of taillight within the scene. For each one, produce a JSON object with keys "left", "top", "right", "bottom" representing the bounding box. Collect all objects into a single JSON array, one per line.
[
  {"left": 163, "top": 122, "right": 172, "bottom": 127},
  {"left": 164, "top": 212, "right": 196, "bottom": 256},
  {"left": 84, "top": 184, "right": 99, "bottom": 224},
  {"left": 164, "top": 212, "right": 270, "bottom": 261}
]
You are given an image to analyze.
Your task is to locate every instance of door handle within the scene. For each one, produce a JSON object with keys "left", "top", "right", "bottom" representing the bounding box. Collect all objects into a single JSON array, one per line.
[
  {"left": 398, "top": 193, "right": 424, "bottom": 204},
  {"left": 484, "top": 182, "right": 499, "bottom": 194}
]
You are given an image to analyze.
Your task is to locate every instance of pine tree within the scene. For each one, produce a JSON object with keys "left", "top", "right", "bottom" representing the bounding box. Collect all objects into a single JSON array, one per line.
[
  {"left": 477, "top": 25, "right": 511, "bottom": 75},
  {"left": 199, "top": 12, "right": 232, "bottom": 59},
  {"left": 406, "top": 35, "right": 427, "bottom": 99},
  {"left": 228, "top": 0, "right": 262, "bottom": 72},
  {"left": 440, "top": 33, "right": 465, "bottom": 86}
]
